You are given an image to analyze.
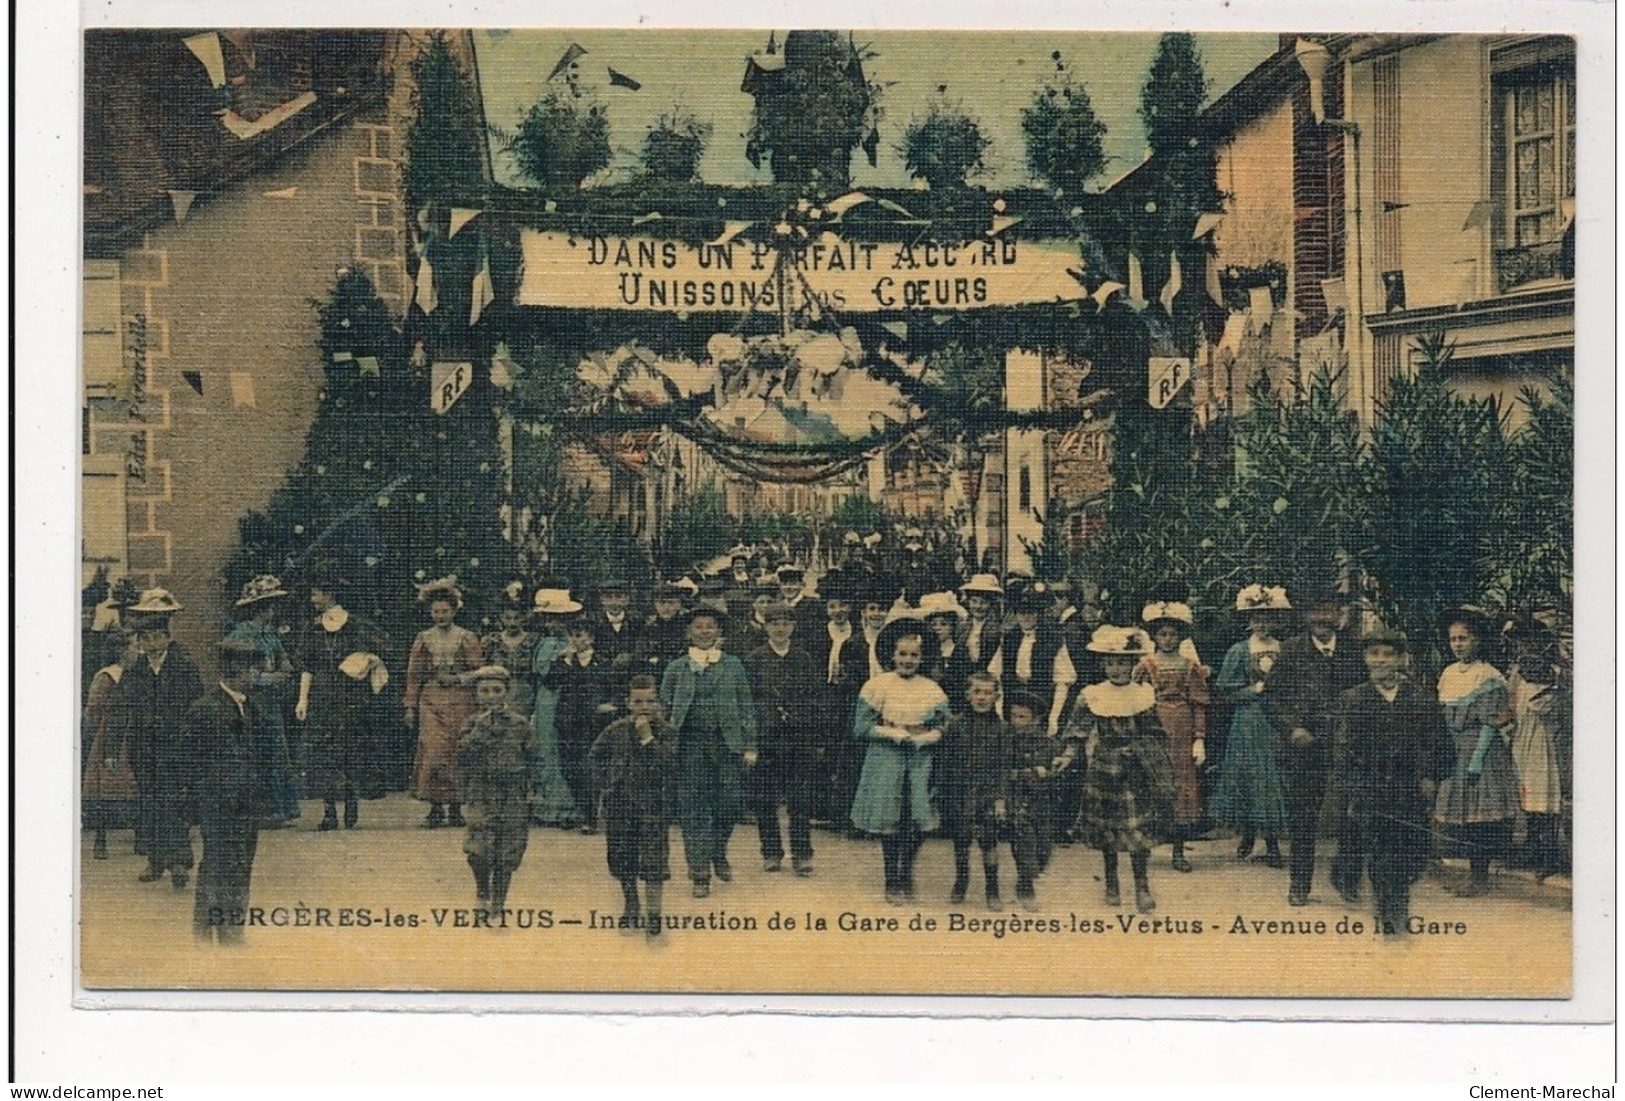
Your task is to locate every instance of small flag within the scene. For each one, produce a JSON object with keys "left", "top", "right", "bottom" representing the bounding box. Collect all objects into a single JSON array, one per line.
[
  {"left": 1462, "top": 200, "right": 1495, "bottom": 232},
  {"left": 262, "top": 186, "right": 298, "bottom": 199},
  {"left": 414, "top": 251, "right": 438, "bottom": 315},
  {"left": 357, "top": 356, "right": 381, "bottom": 377},
  {"left": 987, "top": 215, "right": 1022, "bottom": 237},
  {"left": 1148, "top": 357, "right": 1192, "bottom": 409},
  {"left": 745, "top": 138, "right": 764, "bottom": 170},
  {"left": 1126, "top": 251, "right": 1144, "bottom": 302},
  {"left": 862, "top": 128, "right": 880, "bottom": 168},
  {"left": 221, "top": 29, "right": 255, "bottom": 67},
  {"left": 182, "top": 32, "right": 226, "bottom": 88},
  {"left": 1218, "top": 312, "right": 1246, "bottom": 354},
  {"left": 1160, "top": 250, "right": 1183, "bottom": 316},
  {"left": 229, "top": 371, "right": 256, "bottom": 408},
  {"left": 182, "top": 371, "right": 204, "bottom": 395},
  {"left": 708, "top": 221, "right": 752, "bottom": 246},
  {"left": 607, "top": 67, "right": 642, "bottom": 90},
  {"left": 1206, "top": 252, "right": 1224, "bottom": 305},
  {"left": 548, "top": 43, "right": 587, "bottom": 82},
  {"left": 880, "top": 320, "right": 909, "bottom": 340},
  {"left": 168, "top": 190, "right": 196, "bottom": 223},
  {"left": 1248, "top": 285, "right": 1274, "bottom": 330},
  {"left": 1453, "top": 259, "right": 1478, "bottom": 307},
  {"left": 448, "top": 208, "right": 481, "bottom": 238},
  {"left": 470, "top": 247, "right": 495, "bottom": 327},
  {"left": 1192, "top": 212, "right": 1224, "bottom": 239},
  {"left": 1090, "top": 281, "right": 1125, "bottom": 310}
]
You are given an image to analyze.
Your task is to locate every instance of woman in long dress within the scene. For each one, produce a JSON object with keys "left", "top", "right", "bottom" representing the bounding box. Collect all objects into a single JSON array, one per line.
[
  {"left": 528, "top": 588, "right": 589, "bottom": 827},
  {"left": 1504, "top": 615, "right": 1567, "bottom": 880},
  {"left": 296, "top": 575, "right": 386, "bottom": 831},
  {"left": 1134, "top": 600, "right": 1210, "bottom": 872},
  {"left": 404, "top": 578, "right": 484, "bottom": 829},
  {"left": 1433, "top": 608, "right": 1519, "bottom": 896},
  {"left": 1210, "top": 585, "right": 1292, "bottom": 867},
  {"left": 83, "top": 622, "right": 139, "bottom": 859}
]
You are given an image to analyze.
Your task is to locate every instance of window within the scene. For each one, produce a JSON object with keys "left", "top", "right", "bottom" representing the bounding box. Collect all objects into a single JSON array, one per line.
[
  {"left": 1507, "top": 69, "right": 1575, "bottom": 248},
  {"left": 1018, "top": 465, "right": 1031, "bottom": 512},
  {"left": 1491, "top": 40, "right": 1576, "bottom": 291}
]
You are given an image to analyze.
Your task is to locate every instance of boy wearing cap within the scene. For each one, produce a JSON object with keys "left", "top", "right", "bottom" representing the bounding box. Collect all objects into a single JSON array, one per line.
[
  {"left": 1267, "top": 590, "right": 1367, "bottom": 905},
  {"left": 1330, "top": 630, "right": 1451, "bottom": 935},
  {"left": 659, "top": 607, "right": 758, "bottom": 897},
  {"left": 745, "top": 602, "right": 822, "bottom": 875},
  {"left": 181, "top": 636, "right": 272, "bottom": 943},
  {"left": 114, "top": 591, "right": 203, "bottom": 888},
  {"left": 457, "top": 665, "right": 535, "bottom": 912}
]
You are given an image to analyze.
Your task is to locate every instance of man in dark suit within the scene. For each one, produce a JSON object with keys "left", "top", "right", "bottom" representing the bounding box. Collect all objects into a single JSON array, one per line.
[
  {"left": 808, "top": 570, "right": 870, "bottom": 830},
  {"left": 181, "top": 637, "right": 270, "bottom": 944},
  {"left": 659, "top": 606, "right": 758, "bottom": 897},
  {"left": 745, "top": 603, "right": 823, "bottom": 875},
  {"left": 1268, "top": 590, "right": 1369, "bottom": 906},
  {"left": 115, "top": 591, "right": 204, "bottom": 889}
]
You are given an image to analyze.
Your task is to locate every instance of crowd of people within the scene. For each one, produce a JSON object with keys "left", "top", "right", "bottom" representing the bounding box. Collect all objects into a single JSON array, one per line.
[{"left": 80, "top": 554, "right": 1571, "bottom": 944}]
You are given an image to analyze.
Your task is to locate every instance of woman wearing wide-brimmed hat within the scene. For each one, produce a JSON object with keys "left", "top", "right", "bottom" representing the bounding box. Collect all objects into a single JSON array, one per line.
[
  {"left": 1209, "top": 585, "right": 1294, "bottom": 866},
  {"left": 1432, "top": 605, "right": 1519, "bottom": 896},
  {"left": 527, "top": 586, "right": 589, "bottom": 827},
  {"left": 1134, "top": 600, "right": 1210, "bottom": 873},
  {"left": 225, "top": 574, "right": 301, "bottom": 827},
  {"left": 918, "top": 591, "right": 974, "bottom": 709}
]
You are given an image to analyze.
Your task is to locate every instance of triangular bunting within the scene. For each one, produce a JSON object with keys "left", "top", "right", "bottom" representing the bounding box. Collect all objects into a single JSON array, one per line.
[
  {"left": 470, "top": 249, "right": 495, "bottom": 326},
  {"left": 1206, "top": 252, "right": 1224, "bottom": 305},
  {"left": 168, "top": 190, "right": 197, "bottom": 223},
  {"left": 182, "top": 370, "right": 204, "bottom": 395},
  {"left": 182, "top": 32, "right": 227, "bottom": 88},
  {"left": 414, "top": 251, "right": 438, "bottom": 315},
  {"left": 357, "top": 356, "right": 381, "bottom": 377},
  {"left": 825, "top": 192, "right": 871, "bottom": 218},
  {"left": 708, "top": 221, "right": 752, "bottom": 246},
  {"left": 448, "top": 208, "right": 481, "bottom": 239},
  {"left": 607, "top": 67, "right": 642, "bottom": 90},
  {"left": 548, "top": 43, "right": 587, "bottom": 82},
  {"left": 880, "top": 320, "right": 909, "bottom": 341},
  {"left": 1126, "top": 251, "right": 1144, "bottom": 302},
  {"left": 1247, "top": 285, "right": 1274, "bottom": 330},
  {"left": 1192, "top": 212, "right": 1224, "bottom": 239},
  {"left": 987, "top": 215, "right": 1023, "bottom": 237},
  {"left": 1160, "top": 250, "right": 1183, "bottom": 315},
  {"left": 262, "top": 186, "right": 298, "bottom": 199},
  {"left": 1090, "top": 281, "right": 1125, "bottom": 310}
]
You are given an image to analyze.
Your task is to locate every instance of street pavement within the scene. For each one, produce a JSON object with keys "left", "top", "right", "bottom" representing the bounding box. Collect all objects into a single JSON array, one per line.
[{"left": 79, "top": 792, "right": 1572, "bottom": 998}]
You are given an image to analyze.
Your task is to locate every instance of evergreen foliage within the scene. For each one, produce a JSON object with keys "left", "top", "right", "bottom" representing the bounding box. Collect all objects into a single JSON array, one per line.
[
  {"left": 640, "top": 108, "right": 713, "bottom": 182},
  {"left": 901, "top": 98, "right": 992, "bottom": 190},
  {"left": 226, "top": 271, "right": 508, "bottom": 642},
  {"left": 503, "top": 88, "right": 613, "bottom": 190},
  {"left": 1020, "top": 51, "right": 1108, "bottom": 198},
  {"left": 658, "top": 487, "right": 733, "bottom": 575},
  {"left": 403, "top": 32, "right": 486, "bottom": 210}
]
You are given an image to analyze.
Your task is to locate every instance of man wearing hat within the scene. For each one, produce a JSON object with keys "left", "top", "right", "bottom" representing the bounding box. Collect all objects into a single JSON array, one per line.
[
  {"left": 1268, "top": 586, "right": 1368, "bottom": 906},
  {"left": 1328, "top": 628, "right": 1451, "bottom": 935},
  {"left": 638, "top": 580, "right": 693, "bottom": 680},
  {"left": 958, "top": 574, "right": 1004, "bottom": 673},
  {"left": 990, "top": 583, "right": 1078, "bottom": 739},
  {"left": 809, "top": 569, "right": 872, "bottom": 831},
  {"left": 592, "top": 579, "right": 640, "bottom": 698},
  {"left": 659, "top": 605, "right": 758, "bottom": 897},
  {"left": 744, "top": 602, "right": 822, "bottom": 875},
  {"left": 181, "top": 636, "right": 272, "bottom": 943},
  {"left": 114, "top": 590, "right": 203, "bottom": 888},
  {"left": 774, "top": 564, "right": 823, "bottom": 640}
]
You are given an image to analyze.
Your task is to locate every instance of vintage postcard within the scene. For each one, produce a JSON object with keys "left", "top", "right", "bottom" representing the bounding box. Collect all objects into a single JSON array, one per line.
[{"left": 73, "top": 24, "right": 1584, "bottom": 1003}]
